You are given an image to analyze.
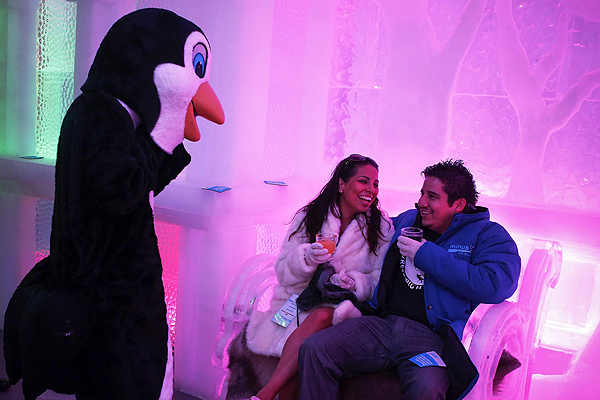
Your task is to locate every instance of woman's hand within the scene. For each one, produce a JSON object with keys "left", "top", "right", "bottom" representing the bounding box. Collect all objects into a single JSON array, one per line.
[
  {"left": 330, "top": 269, "right": 356, "bottom": 290},
  {"left": 305, "top": 242, "right": 332, "bottom": 267}
]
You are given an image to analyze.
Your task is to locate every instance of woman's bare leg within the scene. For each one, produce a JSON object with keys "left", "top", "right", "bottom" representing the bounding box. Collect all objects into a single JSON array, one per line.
[
  {"left": 255, "top": 307, "right": 334, "bottom": 400},
  {"left": 278, "top": 374, "right": 299, "bottom": 400}
]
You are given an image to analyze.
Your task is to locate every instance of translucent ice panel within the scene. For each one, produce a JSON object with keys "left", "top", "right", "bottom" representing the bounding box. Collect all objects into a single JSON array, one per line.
[
  {"left": 156, "top": 221, "right": 181, "bottom": 346},
  {"left": 35, "top": 0, "right": 76, "bottom": 159}
]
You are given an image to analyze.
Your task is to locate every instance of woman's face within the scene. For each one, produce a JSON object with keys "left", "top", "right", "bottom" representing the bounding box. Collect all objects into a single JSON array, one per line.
[{"left": 339, "top": 164, "right": 379, "bottom": 218}]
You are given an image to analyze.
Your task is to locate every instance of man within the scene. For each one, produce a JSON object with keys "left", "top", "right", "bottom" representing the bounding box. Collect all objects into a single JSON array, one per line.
[{"left": 297, "top": 159, "right": 521, "bottom": 400}]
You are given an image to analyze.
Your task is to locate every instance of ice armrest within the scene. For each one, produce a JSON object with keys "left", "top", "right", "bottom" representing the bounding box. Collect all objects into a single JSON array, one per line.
[
  {"left": 212, "top": 254, "right": 277, "bottom": 369},
  {"left": 463, "top": 239, "right": 563, "bottom": 399}
]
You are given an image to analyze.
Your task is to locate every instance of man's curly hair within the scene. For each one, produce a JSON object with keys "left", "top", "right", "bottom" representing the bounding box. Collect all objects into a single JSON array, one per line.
[{"left": 422, "top": 159, "right": 479, "bottom": 208}]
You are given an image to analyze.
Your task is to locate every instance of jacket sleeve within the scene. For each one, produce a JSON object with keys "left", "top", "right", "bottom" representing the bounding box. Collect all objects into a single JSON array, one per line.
[
  {"left": 414, "top": 222, "right": 521, "bottom": 304},
  {"left": 346, "top": 214, "right": 395, "bottom": 301},
  {"left": 274, "top": 212, "right": 318, "bottom": 288}
]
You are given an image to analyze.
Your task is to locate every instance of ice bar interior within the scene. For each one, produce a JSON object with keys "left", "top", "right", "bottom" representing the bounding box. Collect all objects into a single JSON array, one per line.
[{"left": 0, "top": 0, "right": 599, "bottom": 399}]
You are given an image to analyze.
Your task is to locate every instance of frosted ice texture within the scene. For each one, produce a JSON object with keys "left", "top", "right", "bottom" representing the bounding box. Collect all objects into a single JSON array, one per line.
[
  {"left": 35, "top": 0, "right": 76, "bottom": 159},
  {"left": 326, "top": 0, "right": 386, "bottom": 162},
  {"left": 35, "top": 198, "right": 53, "bottom": 262},
  {"left": 155, "top": 221, "right": 180, "bottom": 346},
  {"left": 136, "top": 0, "right": 171, "bottom": 9},
  {"left": 255, "top": 222, "right": 288, "bottom": 256},
  {"left": 262, "top": 1, "right": 310, "bottom": 180}
]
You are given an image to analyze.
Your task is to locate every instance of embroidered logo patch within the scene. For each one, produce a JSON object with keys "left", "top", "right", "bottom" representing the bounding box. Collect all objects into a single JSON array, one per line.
[{"left": 447, "top": 244, "right": 473, "bottom": 256}]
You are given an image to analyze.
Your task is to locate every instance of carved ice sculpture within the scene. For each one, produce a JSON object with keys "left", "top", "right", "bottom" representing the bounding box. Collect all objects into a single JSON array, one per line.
[{"left": 496, "top": 0, "right": 600, "bottom": 202}]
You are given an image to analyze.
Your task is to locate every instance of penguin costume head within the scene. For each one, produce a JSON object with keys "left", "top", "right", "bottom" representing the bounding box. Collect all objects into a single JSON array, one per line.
[{"left": 81, "top": 8, "right": 224, "bottom": 154}]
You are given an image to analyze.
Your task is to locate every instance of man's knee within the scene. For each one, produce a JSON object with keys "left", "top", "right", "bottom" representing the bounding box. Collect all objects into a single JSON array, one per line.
[{"left": 299, "top": 329, "right": 327, "bottom": 360}]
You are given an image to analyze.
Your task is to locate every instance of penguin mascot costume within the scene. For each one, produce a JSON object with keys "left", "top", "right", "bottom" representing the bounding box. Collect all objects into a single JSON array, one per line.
[{"left": 3, "top": 8, "right": 224, "bottom": 400}]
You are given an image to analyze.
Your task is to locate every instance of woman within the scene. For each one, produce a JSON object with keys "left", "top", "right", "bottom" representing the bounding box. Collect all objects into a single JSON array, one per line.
[{"left": 244, "top": 154, "right": 394, "bottom": 400}]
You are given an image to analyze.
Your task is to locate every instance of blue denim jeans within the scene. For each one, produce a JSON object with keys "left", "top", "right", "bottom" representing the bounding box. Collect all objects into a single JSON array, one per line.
[{"left": 298, "top": 315, "right": 449, "bottom": 400}]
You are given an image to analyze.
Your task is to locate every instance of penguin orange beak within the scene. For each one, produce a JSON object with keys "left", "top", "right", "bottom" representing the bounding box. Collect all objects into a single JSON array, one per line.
[{"left": 184, "top": 82, "right": 225, "bottom": 142}]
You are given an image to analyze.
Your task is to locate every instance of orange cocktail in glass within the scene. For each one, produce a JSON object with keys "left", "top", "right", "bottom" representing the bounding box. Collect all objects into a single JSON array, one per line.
[{"left": 316, "top": 233, "right": 337, "bottom": 255}]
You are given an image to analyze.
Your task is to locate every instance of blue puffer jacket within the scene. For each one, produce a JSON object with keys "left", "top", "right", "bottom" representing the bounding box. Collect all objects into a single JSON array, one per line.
[
  {"left": 367, "top": 206, "right": 520, "bottom": 399},
  {"left": 383, "top": 207, "right": 521, "bottom": 339}
]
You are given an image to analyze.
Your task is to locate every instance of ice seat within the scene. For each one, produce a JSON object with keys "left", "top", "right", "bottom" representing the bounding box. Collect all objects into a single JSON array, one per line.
[{"left": 213, "top": 238, "right": 562, "bottom": 400}]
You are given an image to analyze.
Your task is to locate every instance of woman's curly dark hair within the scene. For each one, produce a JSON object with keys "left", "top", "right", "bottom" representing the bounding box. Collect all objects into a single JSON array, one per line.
[{"left": 289, "top": 154, "right": 389, "bottom": 255}]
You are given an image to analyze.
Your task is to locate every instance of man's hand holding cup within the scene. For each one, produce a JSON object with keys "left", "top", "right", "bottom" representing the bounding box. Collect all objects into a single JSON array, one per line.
[{"left": 397, "top": 227, "right": 425, "bottom": 262}]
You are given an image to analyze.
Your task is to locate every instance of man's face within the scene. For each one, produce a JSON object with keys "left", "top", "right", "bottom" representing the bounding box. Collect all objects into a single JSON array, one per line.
[{"left": 418, "top": 177, "right": 462, "bottom": 234}]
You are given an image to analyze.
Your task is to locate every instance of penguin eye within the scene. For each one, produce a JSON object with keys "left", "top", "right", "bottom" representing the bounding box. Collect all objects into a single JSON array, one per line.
[
  {"left": 193, "top": 53, "right": 206, "bottom": 77},
  {"left": 192, "top": 43, "right": 208, "bottom": 78}
]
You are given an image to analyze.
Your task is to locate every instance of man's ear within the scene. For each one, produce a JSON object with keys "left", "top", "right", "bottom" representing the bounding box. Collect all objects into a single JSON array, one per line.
[{"left": 454, "top": 198, "right": 467, "bottom": 213}]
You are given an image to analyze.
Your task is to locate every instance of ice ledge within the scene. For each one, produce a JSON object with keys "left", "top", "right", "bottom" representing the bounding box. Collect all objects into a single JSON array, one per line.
[
  {"left": 0, "top": 155, "right": 316, "bottom": 231},
  {"left": 1, "top": 155, "right": 598, "bottom": 242}
]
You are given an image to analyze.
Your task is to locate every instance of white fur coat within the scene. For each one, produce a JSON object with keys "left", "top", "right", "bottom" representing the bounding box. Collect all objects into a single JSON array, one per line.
[{"left": 245, "top": 208, "right": 394, "bottom": 357}]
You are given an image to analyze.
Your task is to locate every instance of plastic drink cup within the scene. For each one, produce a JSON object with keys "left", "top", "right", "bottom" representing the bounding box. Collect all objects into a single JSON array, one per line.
[
  {"left": 316, "top": 233, "right": 338, "bottom": 254},
  {"left": 401, "top": 227, "right": 423, "bottom": 241}
]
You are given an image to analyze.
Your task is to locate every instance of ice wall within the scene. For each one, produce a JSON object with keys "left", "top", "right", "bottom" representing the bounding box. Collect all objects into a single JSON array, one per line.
[
  {"left": 325, "top": 0, "right": 600, "bottom": 206},
  {"left": 143, "top": 0, "right": 600, "bottom": 398}
]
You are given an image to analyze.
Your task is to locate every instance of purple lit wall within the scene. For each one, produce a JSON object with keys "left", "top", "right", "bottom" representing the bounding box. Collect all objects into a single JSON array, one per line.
[{"left": 0, "top": 0, "right": 599, "bottom": 399}]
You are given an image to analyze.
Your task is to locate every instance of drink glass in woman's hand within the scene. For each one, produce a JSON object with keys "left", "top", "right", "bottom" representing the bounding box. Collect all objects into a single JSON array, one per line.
[{"left": 316, "top": 233, "right": 338, "bottom": 254}]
